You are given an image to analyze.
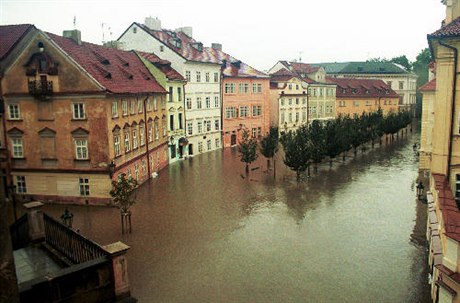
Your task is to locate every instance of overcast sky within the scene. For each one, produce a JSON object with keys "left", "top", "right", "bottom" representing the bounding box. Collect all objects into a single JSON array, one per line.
[{"left": 0, "top": 0, "right": 446, "bottom": 71}]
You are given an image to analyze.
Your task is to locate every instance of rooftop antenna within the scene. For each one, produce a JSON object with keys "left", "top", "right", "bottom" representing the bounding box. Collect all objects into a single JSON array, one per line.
[
  {"left": 73, "top": 16, "right": 77, "bottom": 29},
  {"left": 299, "top": 51, "right": 303, "bottom": 63}
]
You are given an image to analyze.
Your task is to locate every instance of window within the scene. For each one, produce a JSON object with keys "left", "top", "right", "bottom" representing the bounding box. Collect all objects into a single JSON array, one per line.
[
  {"left": 8, "top": 104, "right": 20, "bottom": 120},
  {"left": 215, "top": 138, "right": 220, "bottom": 148},
  {"left": 289, "top": 99, "right": 292, "bottom": 105},
  {"left": 132, "top": 128, "right": 138, "bottom": 149},
  {"left": 214, "top": 119, "right": 220, "bottom": 131},
  {"left": 354, "top": 101, "right": 360, "bottom": 107},
  {"left": 72, "top": 103, "right": 85, "bottom": 119},
  {"left": 319, "top": 89, "right": 323, "bottom": 97},
  {"left": 252, "top": 105, "right": 262, "bottom": 117},
  {"left": 168, "top": 87, "right": 173, "bottom": 102},
  {"left": 124, "top": 129, "right": 130, "bottom": 152},
  {"left": 139, "top": 124, "right": 145, "bottom": 146},
  {"left": 170, "top": 115, "right": 175, "bottom": 131},
  {"left": 207, "top": 140, "right": 211, "bottom": 150},
  {"left": 154, "top": 119, "right": 159, "bottom": 140},
  {"left": 122, "top": 100, "right": 128, "bottom": 115},
  {"left": 16, "top": 176, "right": 26, "bottom": 193},
  {"left": 288, "top": 113, "right": 292, "bottom": 122},
  {"left": 239, "top": 83, "right": 249, "bottom": 93},
  {"left": 148, "top": 122, "right": 153, "bottom": 142},
  {"left": 225, "top": 83, "right": 235, "bottom": 94},
  {"left": 186, "top": 98, "right": 192, "bottom": 109},
  {"left": 295, "top": 112, "right": 299, "bottom": 122},
  {"left": 214, "top": 96, "right": 219, "bottom": 108},
  {"left": 205, "top": 72, "right": 210, "bottom": 82},
  {"left": 252, "top": 128, "right": 257, "bottom": 138},
  {"left": 399, "top": 81, "right": 404, "bottom": 89},
  {"left": 303, "top": 98, "right": 307, "bottom": 105},
  {"left": 146, "top": 98, "right": 152, "bottom": 112},
  {"left": 239, "top": 106, "right": 249, "bottom": 117},
  {"left": 214, "top": 72, "right": 219, "bottom": 82},
  {"left": 456, "top": 174, "right": 460, "bottom": 199},
  {"left": 160, "top": 45, "right": 164, "bottom": 52},
  {"left": 153, "top": 96, "right": 158, "bottom": 111},
  {"left": 206, "top": 97, "right": 210, "bottom": 108},
  {"left": 142, "top": 160, "right": 147, "bottom": 176},
  {"left": 114, "top": 134, "right": 121, "bottom": 157},
  {"left": 187, "top": 121, "right": 193, "bottom": 135},
  {"left": 281, "top": 112, "right": 285, "bottom": 123},
  {"left": 196, "top": 71, "right": 201, "bottom": 82},
  {"left": 178, "top": 113, "right": 183, "bottom": 129},
  {"left": 198, "top": 142, "right": 203, "bottom": 153},
  {"left": 186, "top": 71, "right": 191, "bottom": 82},
  {"left": 225, "top": 107, "right": 237, "bottom": 119},
  {"left": 281, "top": 99, "right": 285, "bottom": 106},
  {"left": 296, "top": 98, "right": 299, "bottom": 105},
  {"left": 130, "top": 99, "right": 136, "bottom": 114},
  {"left": 75, "top": 139, "right": 88, "bottom": 159},
  {"left": 79, "top": 178, "right": 90, "bottom": 196},
  {"left": 12, "top": 138, "right": 23, "bottom": 158},
  {"left": 162, "top": 116, "right": 167, "bottom": 136},
  {"left": 302, "top": 111, "right": 307, "bottom": 121},
  {"left": 112, "top": 101, "right": 118, "bottom": 118},
  {"left": 135, "top": 164, "right": 139, "bottom": 180},
  {"left": 197, "top": 121, "right": 203, "bottom": 133},
  {"left": 339, "top": 100, "right": 346, "bottom": 107},
  {"left": 288, "top": 84, "right": 292, "bottom": 90},
  {"left": 387, "top": 81, "right": 392, "bottom": 88},
  {"left": 177, "top": 87, "right": 182, "bottom": 102},
  {"left": 206, "top": 120, "right": 211, "bottom": 132}
]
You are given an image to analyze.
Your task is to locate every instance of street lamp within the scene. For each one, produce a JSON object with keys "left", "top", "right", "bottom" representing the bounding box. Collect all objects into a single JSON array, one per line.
[
  {"left": 108, "top": 161, "right": 116, "bottom": 178},
  {"left": 416, "top": 181, "right": 425, "bottom": 201},
  {"left": 61, "top": 208, "right": 73, "bottom": 228},
  {"left": 8, "top": 184, "right": 17, "bottom": 221}
]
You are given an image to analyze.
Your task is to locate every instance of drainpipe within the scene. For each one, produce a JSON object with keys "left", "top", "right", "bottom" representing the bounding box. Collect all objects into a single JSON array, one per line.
[
  {"left": 438, "top": 40, "right": 458, "bottom": 183},
  {"left": 143, "top": 95, "right": 151, "bottom": 179}
]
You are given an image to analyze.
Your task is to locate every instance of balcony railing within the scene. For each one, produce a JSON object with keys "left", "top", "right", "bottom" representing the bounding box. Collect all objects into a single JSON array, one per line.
[{"left": 28, "top": 80, "right": 53, "bottom": 99}]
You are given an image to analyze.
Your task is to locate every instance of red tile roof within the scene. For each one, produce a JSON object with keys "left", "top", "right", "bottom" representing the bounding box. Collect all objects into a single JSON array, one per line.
[
  {"left": 0, "top": 24, "right": 34, "bottom": 61},
  {"left": 47, "top": 32, "right": 166, "bottom": 94},
  {"left": 137, "top": 51, "right": 185, "bottom": 81},
  {"left": 429, "top": 16, "right": 460, "bottom": 38},
  {"left": 269, "top": 68, "right": 297, "bottom": 82},
  {"left": 420, "top": 79, "right": 436, "bottom": 92},
  {"left": 432, "top": 173, "right": 460, "bottom": 243},
  {"left": 327, "top": 77, "right": 399, "bottom": 98},
  {"left": 136, "top": 23, "right": 267, "bottom": 78},
  {"left": 290, "top": 62, "right": 320, "bottom": 75}
]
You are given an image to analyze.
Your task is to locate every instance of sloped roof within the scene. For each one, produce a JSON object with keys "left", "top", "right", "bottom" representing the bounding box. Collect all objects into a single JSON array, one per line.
[
  {"left": 420, "top": 79, "right": 436, "bottom": 92},
  {"left": 311, "top": 61, "right": 410, "bottom": 75},
  {"left": 47, "top": 32, "right": 166, "bottom": 94},
  {"left": 269, "top": 68, "right": 298, "bottom": 82},
  {"left": 137, "top": 51, "right": 185, "bottom": 81},
  {"left": 328, "top": 77, "right": 399, "bottom": 98},
  {"left": 432, "top": 173, "right": 460, "bottom": 243},
  {"left": 429, "top": 16, "right": 460, "bottom": 38},
  {"left": 290, "top": 62, "right": 320, "bottom": 74},
  {"left": 136, "top": 23, "right": 267, "bottom": 78},
  {"left": 0, "top": 24, "right": 34, "bottom": 61}
]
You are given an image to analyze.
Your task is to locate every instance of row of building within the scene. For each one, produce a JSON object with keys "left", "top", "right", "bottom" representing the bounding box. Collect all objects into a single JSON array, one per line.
[
  {"left": 419, "top": 0, "right": 460, "bottom": 302},
  {"left": 0, "top": 19, "right": 417, "bottom": 204}
]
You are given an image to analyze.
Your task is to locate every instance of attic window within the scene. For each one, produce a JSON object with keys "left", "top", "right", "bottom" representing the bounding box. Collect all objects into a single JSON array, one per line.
[
  {"left": 351, "top": 88, "right": 358, "bottom": 94},
  {"left": 133, "top": 27, "right": 137, "bottom": 34},
  {"left": 92, "top": 50, "right": 110, "bottom": 65},
  {"left": 169, "top": 38, "right": 181, "bottom": 49},
  {"left": 118, "top": 66, "right": 134, "bottom": 80},
  {"left": 160, "top": 45, "right": 164, "bottom": 52},
  {"left": 192, "top": 42, "right": 203, "bottom": 52},
  {"left": 116, "top": 55, "right": 129, "bottom": 67},
  {"left": 342, "top": 88, "right": 347, "bottom": 93},
  {"left": 92, "top": 63, "right": 111, "bottom": 79},
  {"left": 365, "top": 89, "right": 370, "bottom": 94}
]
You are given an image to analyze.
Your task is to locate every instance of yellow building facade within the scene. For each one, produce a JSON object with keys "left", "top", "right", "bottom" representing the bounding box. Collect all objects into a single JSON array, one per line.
[{"left": 424, "top": 1, "right": 460, "bottom": 302}]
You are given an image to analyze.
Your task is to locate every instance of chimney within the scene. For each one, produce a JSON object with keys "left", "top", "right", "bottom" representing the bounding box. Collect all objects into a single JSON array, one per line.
[
  {"left": 176, "top": 27, "right": 192, "bottom": 38},
  {"left": 211, "top": 43, "right": 222, "bottom": 51},
  {"left": 145, "top": 17, "right": 161, "bottom": 31},
  {"left": 63, "top": 29, "right": 81, "bottom": 45}
]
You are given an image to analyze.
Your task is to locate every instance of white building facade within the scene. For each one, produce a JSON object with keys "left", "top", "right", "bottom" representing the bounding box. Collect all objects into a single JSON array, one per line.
[{"left": 118, "top": 18, "right": 222, "bottom": 156}]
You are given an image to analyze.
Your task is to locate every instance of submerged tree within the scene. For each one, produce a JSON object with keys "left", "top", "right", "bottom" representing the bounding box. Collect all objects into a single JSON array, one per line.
[
  {"left": 238, "top": 128, "right": 259, "bottom": 173},
  {"left": 110, "top": 173, "right": 138, "bottom": 234},
  {"left": 281, "top": 125, "right": 312, "bottom": 181},
  {"left": 260, "top": 126, "right": 279, "bottom": 171},
  {"left": 308, "top": 120, "right": 326, "bottom": 172}
]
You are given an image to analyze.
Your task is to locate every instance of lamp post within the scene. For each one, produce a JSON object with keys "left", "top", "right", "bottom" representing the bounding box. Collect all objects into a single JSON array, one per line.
[
  {"left": 416, "top": 181, "right": 425, "bottom": 201},
  {"left": 8, "top": 184, "right": 17, "bottom": 221},
  {"left": 108, "top": 161, "right": 116, "bottom": 179},
  {"left": 61, "top": 208, "right": 73, "bottom": 228}
]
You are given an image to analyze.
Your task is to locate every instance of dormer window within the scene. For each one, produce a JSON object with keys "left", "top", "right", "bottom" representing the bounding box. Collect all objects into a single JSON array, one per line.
[
  {"left": 169, "top": 38, "right": 182, "bottom": 49},
  {"left": 342, "top": 88, "right": 347, "bottom": 94},
  {"left": 351, "top": 88, "right": 357, "bottom": 94},
  {"left": 191, "top": 42, "right": 203, "bottom": 52}
]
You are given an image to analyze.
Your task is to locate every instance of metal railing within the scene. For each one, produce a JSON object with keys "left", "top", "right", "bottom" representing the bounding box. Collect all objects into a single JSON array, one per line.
[
  {"left": 43, "top": 214, "right": 107, "bottom": 264},
  {"left": 28, "top": 80, "right": 53, "bottom": 98}
]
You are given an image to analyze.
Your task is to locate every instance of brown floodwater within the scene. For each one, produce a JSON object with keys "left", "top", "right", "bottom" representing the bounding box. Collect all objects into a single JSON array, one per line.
[{"left": 39, "top": 131, "right": 430, "bottom": 303}]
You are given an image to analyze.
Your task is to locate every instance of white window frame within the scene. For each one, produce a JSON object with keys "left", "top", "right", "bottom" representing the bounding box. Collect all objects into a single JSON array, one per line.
[
  {"left": 79, "top": 177, "right": 90, "bottom": 196},
  {"left": 8, "top": 104, "right": 20, "bottom": 120},
  {"left": 75, "top": 138, "right": 88, "bottom": 160},
  {"left": 112, "top": 101, "right": 118, "bottom": 118},
  {"left": 12, "top": 138, "right": 23, "bottom": 158},
  {"left": 72, "top": 103, "right": 85, "bottom": 119},
  {"left": 16, "top": 176, "right": 27, "bottom": 193}
]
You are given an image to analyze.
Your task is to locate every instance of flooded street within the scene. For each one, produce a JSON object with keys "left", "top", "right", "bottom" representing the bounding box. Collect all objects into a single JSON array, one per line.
[{"left": 42, "top": 131, "right": 430, "bottom": 303}]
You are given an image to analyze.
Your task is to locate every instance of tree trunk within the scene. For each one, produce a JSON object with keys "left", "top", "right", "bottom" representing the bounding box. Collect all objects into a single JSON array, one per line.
[
  {"left": 273, "top": 158, "right": 276, "bottom": 179},
  {"left": 354, "top": 148, "right": 357, "bottom": 157},
  {"left": 267, "top": 158, "right": 271, "bottom": 170},
  {"left": 314, "top": 163, "right": 318, "bottom": 173},
  {"left": 245, "top": 163, "right": 249, "bottom": 174},
  {"left": 296, "top": 170, "right": 301, "bottom": 182},
  {"left": 307, "top": 166, "right": 310, "bottom": 178},
  {"left": 329, "top": 159, "right": 333, "bottom": 167}
]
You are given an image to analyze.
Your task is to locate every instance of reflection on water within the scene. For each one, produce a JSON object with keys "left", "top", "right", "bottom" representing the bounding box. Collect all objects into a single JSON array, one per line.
[{"left": 43, "top": 132, "right": 430, "bottom": 303}]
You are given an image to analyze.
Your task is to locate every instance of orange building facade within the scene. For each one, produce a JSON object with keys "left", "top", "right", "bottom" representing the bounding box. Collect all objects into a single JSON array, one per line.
[
  {"left": 0, "top": 27, "right": 167, "bottom": 204},
  {"left": 328, "top": 78, "right": 400, "bottom": 117},
  {"left": 222, "top": 77, "right": 270, "bottom": 147}
]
